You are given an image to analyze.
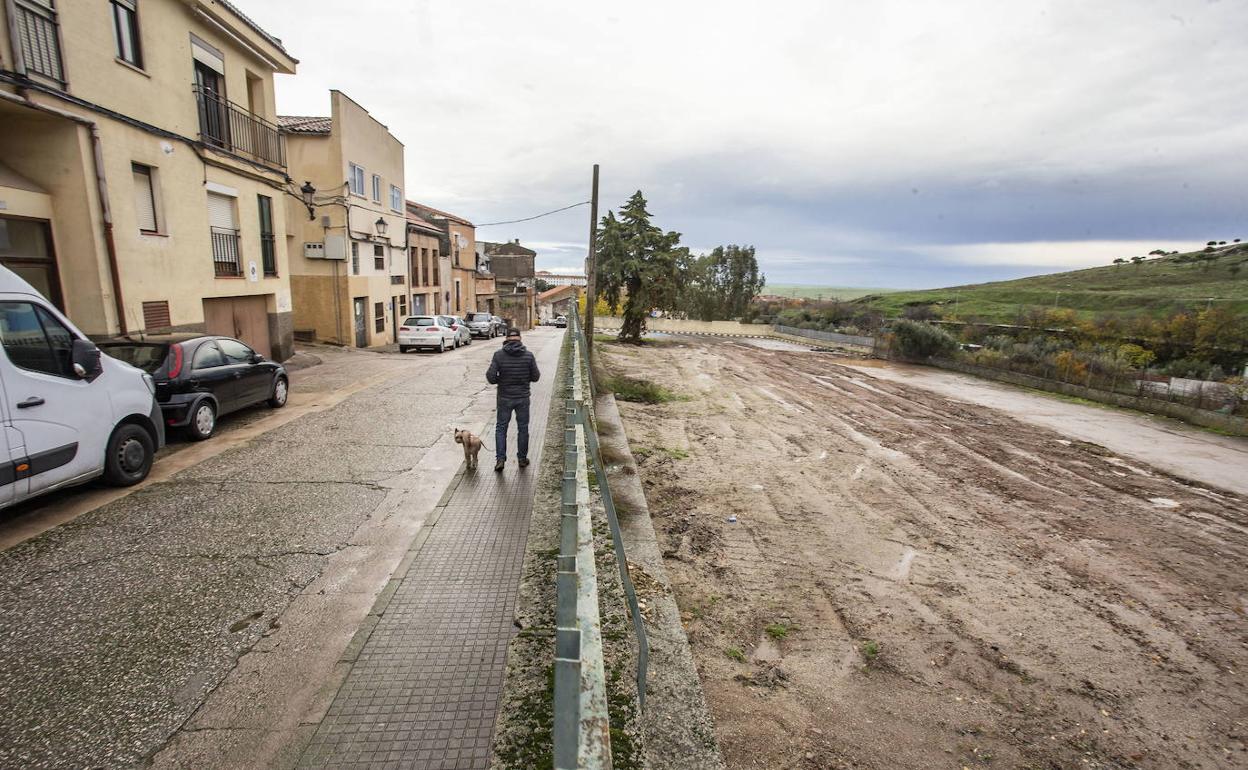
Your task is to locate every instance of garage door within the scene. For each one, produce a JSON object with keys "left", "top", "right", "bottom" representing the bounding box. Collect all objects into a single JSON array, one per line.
[{"left": 203, "top": 295, "right": 271, "bottom": 358}]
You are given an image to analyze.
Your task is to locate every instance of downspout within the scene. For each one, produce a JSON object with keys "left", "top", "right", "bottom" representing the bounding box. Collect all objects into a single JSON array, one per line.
[{"left": 0, "top": 89, "right": 127, "bottom": 333}]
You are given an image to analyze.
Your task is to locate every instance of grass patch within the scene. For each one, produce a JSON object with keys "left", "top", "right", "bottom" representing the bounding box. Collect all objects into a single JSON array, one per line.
[
  {"left": 606, "top": 376, "right": 687, "bottom": 404},
  {"left": 764, "top": 623, "right": 792, "bottom": 640},
  {"left": 725, "top": 647, "right": 746, "bottom": 662},
  {"left": 861, "top": 639, "right": 881, "bottom": 662}
]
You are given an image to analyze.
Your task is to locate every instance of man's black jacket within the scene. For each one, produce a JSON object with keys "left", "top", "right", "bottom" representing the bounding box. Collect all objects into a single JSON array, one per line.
[{"left": 486, "top": 340, "right": 541, "bottom": 399}]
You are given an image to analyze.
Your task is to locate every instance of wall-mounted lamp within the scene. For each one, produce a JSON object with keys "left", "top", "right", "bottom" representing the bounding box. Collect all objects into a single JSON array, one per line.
[
  {"left": 300, "top": 181, "right": 316, "bottom": 220},
  {"left": 374, "top": 217, "right": 388, "bottom": 238}
]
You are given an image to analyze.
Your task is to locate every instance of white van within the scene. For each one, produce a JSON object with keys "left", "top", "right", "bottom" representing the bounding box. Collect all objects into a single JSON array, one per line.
[{"left": 0, "top": 266, "right": 163, "bottom": 508}]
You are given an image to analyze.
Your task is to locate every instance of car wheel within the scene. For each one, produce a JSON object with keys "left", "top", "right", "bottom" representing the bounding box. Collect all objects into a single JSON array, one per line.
[
  {"left": 438, "top": 338, "right": 446, "bottom": 353},
  {"left": 102, "top": 423, "right": 154, "bottom": 486},
  {"left": 399, "top": 345, "right": 410, "bottom": 354},
  {"left": 269, "top": 376, "right": 289, "bottom": 408},
  {"left": 186, "top": 400, "right": 217, "bottom": 441}
]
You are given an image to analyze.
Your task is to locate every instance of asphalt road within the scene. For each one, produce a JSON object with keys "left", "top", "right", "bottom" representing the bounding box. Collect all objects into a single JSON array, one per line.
[{"left": 0, "top": 330, "right": 563, "bottom": 768}]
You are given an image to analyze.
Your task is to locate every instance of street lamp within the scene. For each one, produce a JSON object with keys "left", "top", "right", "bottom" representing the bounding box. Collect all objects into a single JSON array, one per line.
[
  {"left": 300, "top": 181, "right": 316, "bottom": 220},
  {"left": 374, "top": 217, "right": 388, "bottom": 238}
]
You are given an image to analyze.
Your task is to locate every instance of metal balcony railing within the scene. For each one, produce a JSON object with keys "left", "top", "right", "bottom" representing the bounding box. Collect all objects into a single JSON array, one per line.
[
  {"left": 14, "top": 0, "right": 65, "bottom": 85},
  {"left": 194, "top": 85, "right": 286, "bottom": 168},
  {"left": 211, "top": 226, "right": 242, "bottom": 277},
  {"left": 260, "top": 233, "right": 277, "bottom": 277}
]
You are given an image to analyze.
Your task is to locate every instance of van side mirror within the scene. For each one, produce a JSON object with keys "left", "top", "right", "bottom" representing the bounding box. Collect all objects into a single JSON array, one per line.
[{"left": 71, "top": 339, "right": 103, "bottom": 379}]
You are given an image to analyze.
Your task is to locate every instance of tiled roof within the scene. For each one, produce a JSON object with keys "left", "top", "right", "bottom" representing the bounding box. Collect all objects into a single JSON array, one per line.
[
  {"left": 538, "top": 285, "right": 578, "bottom": 302},
  {"left": 406, "top": 212, "right": 443, "bottom": 234},
  {"left": 406, "top": 201, "right": 474, "bottom": 227},
  {"left": 482, "top": 241, "right": 537, "bottom": 257},
  {"left": 277, "top": 115, "right": 331, "bottom": 134}
]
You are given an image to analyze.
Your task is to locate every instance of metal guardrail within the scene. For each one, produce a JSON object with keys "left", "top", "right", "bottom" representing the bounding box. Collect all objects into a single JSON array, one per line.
[
  {"left": 553, "top": 312, "right": 651, "bottom": 769},
  {"left": 773, "top": 324, "right": 876, "bottom": 348}
]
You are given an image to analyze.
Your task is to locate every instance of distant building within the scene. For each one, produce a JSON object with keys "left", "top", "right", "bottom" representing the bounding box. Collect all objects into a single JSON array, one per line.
[
  {"left": 537, "top": 285, "right": 580, "bottom": 322},
  {"left": 535, "top": 271, "right": 587, "bottom": 288},
  {"left": 481, "top": 239, "right": 537, "bottom": 329},
  {"left": 406, "top": 202, "right": 494, "bottom": 316}
]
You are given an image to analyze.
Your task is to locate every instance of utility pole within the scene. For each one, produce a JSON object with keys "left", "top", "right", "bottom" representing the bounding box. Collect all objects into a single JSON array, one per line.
[{"left": 584, "top": 163, "right": 600, "bottom": 356}]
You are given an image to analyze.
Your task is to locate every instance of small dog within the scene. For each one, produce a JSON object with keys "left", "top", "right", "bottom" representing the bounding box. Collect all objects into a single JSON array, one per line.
[{"left": 454, "top": 428, "right": 484, "bottom": 470}]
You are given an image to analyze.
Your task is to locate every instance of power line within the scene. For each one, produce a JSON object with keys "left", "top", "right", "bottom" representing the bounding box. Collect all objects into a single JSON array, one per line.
[{"left": 475, "top": 201, "right": 591, "bottom": 227}]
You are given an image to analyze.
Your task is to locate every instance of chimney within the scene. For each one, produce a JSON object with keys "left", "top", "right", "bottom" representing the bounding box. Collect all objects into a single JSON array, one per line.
[{"left": 513, "top": 238, "right": 520, "bottom": 245}]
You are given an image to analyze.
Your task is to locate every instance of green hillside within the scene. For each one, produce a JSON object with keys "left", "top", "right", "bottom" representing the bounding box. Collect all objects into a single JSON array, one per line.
[
  {"left": 854, "top": 244, "right": 1248, "bottom": 323},
  {"left": 765, "top": 284, "right": 899, "bottom": 301}
]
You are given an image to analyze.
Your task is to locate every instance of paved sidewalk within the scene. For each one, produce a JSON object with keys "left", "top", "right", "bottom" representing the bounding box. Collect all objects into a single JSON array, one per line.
[{"left": 297, "top": 331, "right": 563, "bottom": 769}]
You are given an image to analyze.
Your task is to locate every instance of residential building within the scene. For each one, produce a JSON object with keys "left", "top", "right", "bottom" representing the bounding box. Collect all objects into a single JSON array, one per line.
[
  {"left": 537, "top": 284, "right": 580, "bottom": 323},
  {"left": 281, "top": 91, "right": 407, "bottom": 348},
  {"left": 482, "top": 239, "right": 537, "bottom": 329},
  {"left": 406, "top": 201, "right": 495, "bottom": 317},
  {"left": 405, "top": 210, "right": 443, "bottom": 315},
  {"left": 535, "top": 270, "right": 587, "bottom": 288},
  {"left": 0, "top": 0, "right": 299, "bottom": 357}
]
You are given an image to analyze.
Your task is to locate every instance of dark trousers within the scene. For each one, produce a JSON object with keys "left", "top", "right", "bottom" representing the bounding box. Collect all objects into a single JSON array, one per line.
[{"left": 495, "top": 396, "right": 531, "bottom": 461}]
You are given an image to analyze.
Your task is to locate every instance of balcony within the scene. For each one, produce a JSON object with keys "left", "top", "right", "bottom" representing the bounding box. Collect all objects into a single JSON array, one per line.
[
  {"left": 211, "top": 226, "right": 242, "bottom": 277},
  {"left": 194, "top": 85, "right": 286, "bottom": 169}
]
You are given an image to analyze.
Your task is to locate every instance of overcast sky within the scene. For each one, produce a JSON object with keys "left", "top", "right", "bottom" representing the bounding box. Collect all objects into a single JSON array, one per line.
[{"left": 244, "top": 0, "right": 1248, "bottom": 289}]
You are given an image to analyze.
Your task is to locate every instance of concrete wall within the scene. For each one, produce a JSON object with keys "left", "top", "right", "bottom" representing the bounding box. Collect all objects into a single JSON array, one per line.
[{"left": 933, "top": 359, "right": 1248, "bottom": 437}]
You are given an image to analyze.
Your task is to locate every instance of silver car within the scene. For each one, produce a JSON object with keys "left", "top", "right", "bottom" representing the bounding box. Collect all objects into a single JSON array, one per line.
[
  {"left": 464, "top": 312, "right": 497, "bottom": 339},
  {"left": 448, "top": 316, "right": 472, "bottom": 347}
]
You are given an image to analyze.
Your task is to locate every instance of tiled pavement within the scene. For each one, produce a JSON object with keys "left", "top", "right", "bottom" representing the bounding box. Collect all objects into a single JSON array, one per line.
[{"left": 297, "top": 332, "right": 563, "bottom": 770}]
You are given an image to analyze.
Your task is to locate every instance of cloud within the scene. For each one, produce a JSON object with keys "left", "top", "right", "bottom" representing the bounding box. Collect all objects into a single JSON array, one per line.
[
  {"left": 242, "top": 0, "right": 1248, "bottom": 288},
  {"left": 921, "top": 240, "right": 1196, "bottom": 268}
]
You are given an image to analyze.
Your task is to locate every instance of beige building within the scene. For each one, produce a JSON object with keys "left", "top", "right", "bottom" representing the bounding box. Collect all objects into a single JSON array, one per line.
[
  {"left": 0, "top": 0, "right": 299, "bottom": 358},
  {"left": 482, "top": 239, "right": 538, "bottom": 329},
  {"left": 406, "top": 202, "right": 496, "bottom": 317},
  {"left": 405, "top": 211, "right": 443, "bottom": 315},
  {"left": 281, "top": 92, "right": 408, "bottom": 348}
]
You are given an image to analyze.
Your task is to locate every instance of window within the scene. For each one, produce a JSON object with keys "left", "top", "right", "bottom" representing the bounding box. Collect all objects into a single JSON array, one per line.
[
  {"left": 257, "top": 195, "right": 276, "bottom": 276},
  {"left": 141, "top": 300, "right": 170, "bottom": 330},
  {"left": 192, "top": 341, "right": 226, "bottom": 369},
  {"left": 217, "top": 338, "right": 254, "bottom": 364},
  {"left": 373, "top": 302, "right": 385, "bottom": 333},
  {"left": 348, "top": 163, "right": 365, "bottom": 196},
  {"left": 111, "top": 0, "right": 142, "bottom": 68},
  {"left": 371, "top": 174, "right": 382, "bottom": 203},
  {"left": 0, "top": 302, "right": 76, "bottom": 378},
  {"left": 390, "top": 185, "right": 402, "bottom": 211},
  {"left": 132, "top": 163, "right": 158, "bottom": 233},
  {"left": 13, "top": 0, "right": 64, "bottom": 85},
  {"left": 374, "top": 243, "right": 385, "bottom": 271},
  {"left": 398, "top": 295, "right": 407, "bottom": 316},
  {"left": 454, "top": 279, "right": 461, "bottom": 311},
  {"left": 390, "top": 275, "right": 404, "bottom": 285},
  {"left": 351, "top": 241, "right": 359, "bottom": 275}
]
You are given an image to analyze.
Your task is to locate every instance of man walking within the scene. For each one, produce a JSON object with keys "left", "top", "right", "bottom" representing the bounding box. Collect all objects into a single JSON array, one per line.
[{"left": 486, "top": 328, "right": 541, "bottom": 472}]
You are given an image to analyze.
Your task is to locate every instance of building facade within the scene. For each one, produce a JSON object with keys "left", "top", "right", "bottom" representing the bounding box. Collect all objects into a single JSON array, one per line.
[
  {"left": 537, "top": 284, "right": 580, "bottom": 322},
  {"left": 406, "top": 202, "right": 495, "bottom": 317},
  {"left": 482, "top": 239, "right": 537, "bottom": 329},
  {"left": 0, "top": 0, "right": 299, "bottom": 358},
  {"left": 281, "top": 91, "right": 407, "bottom": 348},
  {"left": 405, "top": 211, "right": 443, "bottom": 315},
  {"left": 535, "top": 271, "right": 587, "bottom": 288}
]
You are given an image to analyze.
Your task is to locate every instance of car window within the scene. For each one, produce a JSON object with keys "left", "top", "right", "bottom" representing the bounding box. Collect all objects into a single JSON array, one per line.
[
  {"left": 407, "top": 316, "right": 436, "bottom": 327},
  {"left": 217, "top": 338, "right": 254, "bottom": 364},
  {"left": 192, "top": 341, "right": 227, "bottom": 370},
  {"left": 439, "top": 316, "right": 454, "bottom": 326},
  {"left": 100, "top": 343, "right": 167, "bottom": 373},
  {"left": 0, "top": 301, "right": 75, "bottom": 378}
]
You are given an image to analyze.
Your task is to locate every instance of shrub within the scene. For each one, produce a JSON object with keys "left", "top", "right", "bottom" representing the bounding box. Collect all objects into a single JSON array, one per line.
[
  {"left": 606, "top": 376, "right": 685, "bottom": 404},
  {"left": 889, "top": 319, "right": 959, "bottom": 360},
  {"left": 1162, "top": 357, "right": 1214, "bottom": 379}
]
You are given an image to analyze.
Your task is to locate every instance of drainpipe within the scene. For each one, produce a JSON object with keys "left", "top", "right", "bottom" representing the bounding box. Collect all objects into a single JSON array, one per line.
[{"left": 0, "top": 88, "right": 128, "bottom": 333}]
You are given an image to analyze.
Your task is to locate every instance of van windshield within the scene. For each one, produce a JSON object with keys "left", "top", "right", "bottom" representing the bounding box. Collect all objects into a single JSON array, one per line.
[
  {"left": 405, "top": 317, "right": 437, "bottom": 327},
  {"left": 100, "top": 342, "right": 167, "bottom": 373}
]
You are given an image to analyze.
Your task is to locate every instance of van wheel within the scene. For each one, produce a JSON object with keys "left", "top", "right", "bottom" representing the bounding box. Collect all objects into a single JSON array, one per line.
[
  {"left": 103, "top": 424, "right": 154, "bottom": 486},
  {"left": 186, "top": 401, "right": 217, "bottom": 441},
  {"left": 269, "top": 376, "right": 289, "bottom": 408}
]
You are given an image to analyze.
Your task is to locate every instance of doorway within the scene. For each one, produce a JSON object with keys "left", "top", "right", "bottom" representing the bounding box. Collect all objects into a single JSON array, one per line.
[
  {"left": 353, "top": 297, "right": 367, "bottom": 347},
  {"left": 203, "top": 295, "right": 271, "bottom": 357},
  {"left": 0, "top": 216, "right": 61, "bottom": 309}
]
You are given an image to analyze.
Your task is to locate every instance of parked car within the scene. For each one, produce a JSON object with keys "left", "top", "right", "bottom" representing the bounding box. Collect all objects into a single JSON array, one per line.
[
  {"left": 449, "top": 316, "right": 472, "bottom": 347},
  {"left": 397, "top": 315, "right": 456, "bottom": 353},
  {"left": 554, "top": 315, "right": 568, "bottom": 328},
  {"left": 491, "top": 315, "right": 506, "bottom": 335},
  {"left": 99, "top": 335, "right": 287, "bottom": 441},
  {"left": 0, "top": 266, "right": 164, "bottom": 507},
  {"left": 464, "top": 312, "right": 497, "bottom": 339}
]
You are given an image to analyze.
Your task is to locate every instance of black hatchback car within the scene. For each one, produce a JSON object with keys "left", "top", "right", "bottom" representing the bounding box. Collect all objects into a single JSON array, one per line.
[{"left": 99, "top": 335, "right": 287, "bottom": 440}]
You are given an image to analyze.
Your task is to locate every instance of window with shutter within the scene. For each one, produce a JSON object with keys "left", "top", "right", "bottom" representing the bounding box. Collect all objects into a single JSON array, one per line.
[
  {"left": 132, "top": 164, "right": 158, "bottom": 233},
  {"left": 206, "top": 192, "right": 238, "bottom": 230},
  {"left": 142, "top": 300, "right": 171, "bottom": 330},
  {"left": 371, "top": 174, "right": 382, "bottom": 202}
]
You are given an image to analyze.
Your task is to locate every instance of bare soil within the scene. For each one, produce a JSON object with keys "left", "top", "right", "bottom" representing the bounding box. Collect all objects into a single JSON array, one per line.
[{"left": 599, "top": 338, "right": 1248, "bottom": 770}]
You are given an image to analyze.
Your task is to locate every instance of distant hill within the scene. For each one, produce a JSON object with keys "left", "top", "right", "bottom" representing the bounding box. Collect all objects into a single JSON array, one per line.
[
  {"left": 852, "top": 244, "right": 1248, "bottom": 323},
  {"left": 764, "top": 284, "right": 899, "bottom": 301}
]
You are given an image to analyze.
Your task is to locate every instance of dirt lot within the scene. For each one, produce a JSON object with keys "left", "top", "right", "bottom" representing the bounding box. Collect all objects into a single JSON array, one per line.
[{"left": 598, "top": 337, "right": 1247, "bottom": 770}]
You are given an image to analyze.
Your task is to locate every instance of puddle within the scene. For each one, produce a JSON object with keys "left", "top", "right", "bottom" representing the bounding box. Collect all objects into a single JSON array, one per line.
[
  {"left": 1107, "top": 457, "right": 1154, "bottom": 477},
  {"left": 1149, "top": 497, "right": 1180, "bottom": 509}
]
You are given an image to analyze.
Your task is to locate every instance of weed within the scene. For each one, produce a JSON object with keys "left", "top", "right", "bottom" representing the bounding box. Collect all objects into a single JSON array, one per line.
[
  {"left": 765, "top": 623, "right": 791, "bottom": 640},
  {"left": 725, "top": 647, "right": 746, "bottom": 662},
  {"left": 861, "top": 639, "right": 881, "bottom": 661},
  {"left": 663, "top": 447, "right": 689, "bottom": 460},
  {"left": 606, "top": 376, "right": 687, "bottom": 404}
]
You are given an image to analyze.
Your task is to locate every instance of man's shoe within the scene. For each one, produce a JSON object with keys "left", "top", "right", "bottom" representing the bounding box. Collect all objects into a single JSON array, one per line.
[
  {"left": 494, "top": 459, "right": 505, "bottom": 472},
  {"left": 519, "top": 458, "right": 530, "bottom": 468}
]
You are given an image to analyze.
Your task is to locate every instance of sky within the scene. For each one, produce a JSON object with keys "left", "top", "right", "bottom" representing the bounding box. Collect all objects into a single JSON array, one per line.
[{"left": 243, "top": 0, "right": 1248, "bottom": 289}]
